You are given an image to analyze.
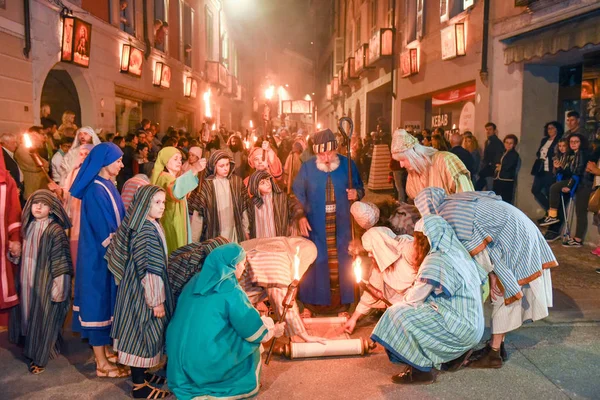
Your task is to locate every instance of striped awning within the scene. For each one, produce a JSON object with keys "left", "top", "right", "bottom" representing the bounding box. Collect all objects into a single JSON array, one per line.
[{"left": 503, "top": 14, "right": 600, "bottom": 65}]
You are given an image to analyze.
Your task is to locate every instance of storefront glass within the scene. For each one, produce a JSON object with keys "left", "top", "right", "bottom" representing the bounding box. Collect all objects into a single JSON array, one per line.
[{"left": 115, "top": 96, "right": 142, "bottom": 135}]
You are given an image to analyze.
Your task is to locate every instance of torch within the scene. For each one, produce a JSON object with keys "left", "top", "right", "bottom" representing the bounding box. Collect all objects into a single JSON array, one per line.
[
  {"left": 353, "top": 258, "right": 392, "bottom": 307},
  {"left": 23, "top": 133, "right": 54, "bottom": 185},
  {"left": 265, "top": 246, "right": 301, "bottom": 365},
  {"left": 202, "top": 89, "right": 213, "bottom": 144},
  {"left": 338, "top": 117, "right": 356, "bottom": 241}
]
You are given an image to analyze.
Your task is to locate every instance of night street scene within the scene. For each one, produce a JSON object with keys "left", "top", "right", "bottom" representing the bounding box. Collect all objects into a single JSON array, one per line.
[{"left": 1, "top": 0, "right": 600, "bottom": 399}]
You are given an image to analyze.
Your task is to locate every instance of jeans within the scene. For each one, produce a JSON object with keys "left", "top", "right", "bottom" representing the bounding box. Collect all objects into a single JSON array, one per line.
[
  {"left": 549, "top": 180, "right": 592, "bottom": 239},
  {"left": 531, "top": 172, "right": 555, "bottom": 211}
]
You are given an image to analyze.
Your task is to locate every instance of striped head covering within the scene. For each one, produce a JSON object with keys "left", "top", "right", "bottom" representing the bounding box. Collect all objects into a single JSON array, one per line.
[
  {"left": 22, "top": 189, "right": 71, "bottom": 233},
  {"left": 351, "top": 201, "right": 380, "bottom": 230},
  {"left": 414, "top": 187, "right": 447, "bottom": 216},
  {"left": 415, "top": 215, "right": 460, "bottom": 255},
  {"left": 192, "top": 243, "right": 246, "bottom": 295},
  {"left": 105, "top": 184, "right": 165, "bottom": 283},
  {"left": 247, "top": 170, "right": 282, "bottom": 208},
  {"left": 69, "top": 142, "right": 123, "bottom": 199},
  {"left": 361, "top": 227, "right": 413, "bottom": 272},
  {"left": 205, "top": 150, "right": 235, "bottom": 179},
  {"left": 312, "top": 129, "right": 338, "bottom": 153},
  {"left": 151, "top": 146, "right": 181, "bottom": 184}
]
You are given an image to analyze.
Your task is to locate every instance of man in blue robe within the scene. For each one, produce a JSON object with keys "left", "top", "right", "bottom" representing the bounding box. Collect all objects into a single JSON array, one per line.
[{"left": 292, "top": 129, "right": 364, "bottom": 314}]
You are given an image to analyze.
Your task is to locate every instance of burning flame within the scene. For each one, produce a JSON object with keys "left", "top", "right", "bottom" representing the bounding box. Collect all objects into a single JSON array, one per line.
[
  {"left": 353, "top": 257, "right": 362, "bottom": 284},
  {"left": 250, "top": 120, "right": 254, "bottom": 129},
  {"left": 211, "top": 123, "right": 216, "bottom": 131},
  {"left": 244, "top": 139, "right": 251, "bottom": 150},
  {"left": 306, "top": 134, "right": 309, "bottom": 142},
  {"left": 293, "top": 246, "right": 300, "bottom": 281},
  {"left": 317, "top": 123, "right": 322, "bottom": 130},
  {"left": 252, "top": 135, "right": 257, "bottom": 143},
  {"left": 23, "top": 133, "right": 33, "bottom": 148},
  {"left": 203, "top": 89, "right": 212, "bottom": 118}
]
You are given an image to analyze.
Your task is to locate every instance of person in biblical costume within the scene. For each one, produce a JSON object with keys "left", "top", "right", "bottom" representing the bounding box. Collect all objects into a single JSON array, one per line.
[
  {"left": 372, "top": 216, "right": 486, "bottom": 385},
  {"left": 59, "top": 126, "right": 101, "bottom": 186},
  {"left": 246, "top": 170, "right": 305, "bottom": 239},
  {"left": 414, "top": 187, "right": 557, "bottom": 368},
  {"left": 14, "top": 128, "right": 50, "bottom": 199},
  {"left": 343, "top": 227, "right": 418, "bottom": 335},
  {"left": 17, "top": 190, "right": 72, "bottom": 374},
  {"left": 151, "top": 146, "right": 205, "bottom": 255},
  {"left": 168, "top": 237, "right": 230, "bottom": 305},
  {"left": 240, "top": 236, "right": 325, "bottom": 342},
  {"left": 180, "top": 146, "right": 203, "bottom": 175},
  {"left": 292, "top": 128, "right": 364, "bottom": 315},
  {"left": 69, "top": 142, "right": 129, "bottom": 378},
  {"left": 121, "top": 174, "right": 150, "bottom": 210},
  {"left": 61, "top": 143, "right": 94, "bottom": 270},
  {"left": 106, "top": 185, "right": 172, "bottom": 399},
  {"left": 166, "top": 243, "right": 285, "bottom": 400},
  {"left": 191, "top": 150, "right": 249, "bottom": 243},
  {"left": 391, "top": 129, "right": 473, "bottom": 200},
  {"left": 0, "top": 155, "right": 22, "bottom": 329},
  {"left": 282, "top": 141, "right": 303, "bottom": 193},
  {"left": 244, "top": 143, "right": 283, "bottom": 187}
]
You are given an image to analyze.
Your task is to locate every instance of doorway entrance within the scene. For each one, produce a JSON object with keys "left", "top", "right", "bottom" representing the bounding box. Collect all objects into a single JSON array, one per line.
[{"left": 41, "top": 69, "right": 82, "bottom": 127}]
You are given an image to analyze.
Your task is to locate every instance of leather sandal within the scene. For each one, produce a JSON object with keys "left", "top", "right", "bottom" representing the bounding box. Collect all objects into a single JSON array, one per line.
[
  {"left": 96, "top": 365, "right": 131, "bottom": 378},
  {"left": 131, "top": 381, "right": 171, "bottom": 399},
  {"left": 145, "top": 373, "right": 167, "bottom": 386},
  {"left": 28, "top": 361, "right": 45, "bottom": 375},
  {"left": 391, "top": 366, "right": 436, "bottom": 385}
]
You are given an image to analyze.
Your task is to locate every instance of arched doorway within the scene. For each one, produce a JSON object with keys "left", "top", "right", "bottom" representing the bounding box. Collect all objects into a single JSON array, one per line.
[{"left": 41, "top": 69, "right": 82, "bottom": 127}]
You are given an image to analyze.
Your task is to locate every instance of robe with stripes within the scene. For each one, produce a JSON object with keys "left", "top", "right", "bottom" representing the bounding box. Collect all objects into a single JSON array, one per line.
[
  {"left": 22, "top": 222, "right": 72, "bottom": 367},
  {"left": 110, "top": 220, "right": 173, "bottom": 367}
]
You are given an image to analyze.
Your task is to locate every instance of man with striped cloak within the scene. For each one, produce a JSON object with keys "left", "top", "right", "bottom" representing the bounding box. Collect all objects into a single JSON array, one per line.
[
  {"left": 106, "top": 185, "right": 172, "bottom": 399},
  {"left": 16, "top": 190, "right": 72, "bottom": 374},
  {"left": 415, "top": 187, "right": 557, "bottom": 368},
  {"left": 246, "top": 170, "right": 305, "bottom": 239},
  {"left": 191, "top": 150, "right": 250, "bottom": 243},
  {"left": 372, "top": 215, "right": 486, "bottom": 384},
  {"left": 391, "top": 129, "right": 473, "bottom": 200},
  {"left": 292, "top": 129, "right": 364, "bottom": 315}
]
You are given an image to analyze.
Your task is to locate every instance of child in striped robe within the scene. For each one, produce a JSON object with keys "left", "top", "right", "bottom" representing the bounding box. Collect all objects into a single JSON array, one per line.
[
  {"left": 106, "top": 185, "right": 172, "bottom": 399},
  {"left": 19, "top": 190, "right": 72, "bottom": 375}
]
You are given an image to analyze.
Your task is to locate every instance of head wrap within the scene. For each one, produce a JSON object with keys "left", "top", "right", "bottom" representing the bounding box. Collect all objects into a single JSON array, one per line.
[
  {"left": 414, "top": 215, "right": 460, "bottom": 254},
  {"left": 312, "top": 129, "right": 338, "bottom": 153},
  {"left": 351, "top": 201, "right": 380, "bottom": 230},
  {"left": 192, "top": 243, "right": 246, "bottom": 295},
  {"left": 69, "top": 142, "right": 123, "bottom": 199},
  {"left": 292, "top": 141, "right": 304, "bottom": 153},
  {"left": 361, "top": 227, "right": 413, "bottom": 272},
  {"left": 206, "top": 150, "right": 235, "bottom": 179},
  {"left": 73, "top": 126, "right": 101, "bottom": 147},
  {"left": 248, "top": 147, "right": 266, "bottom": 169},
  {"left": 414, "top": 187, "right": 447, "bottom": 216},
  {"left": 391, "top": 129, "right": 419, "bottom": 154},
  {"left": 22, "top": 189, "right": 71, "bottom": 233},
  {"left": 181, "top": 146, "right": 203, "bottom": 174},
  {"left": 151, "top": 147, "right": 181, "bottom": 184},
  {"left": 106, "top": 185, "right": 164, "bottom": 284},
  {"left": 247, "top": 170, "right": 282, "bottom": 208}
]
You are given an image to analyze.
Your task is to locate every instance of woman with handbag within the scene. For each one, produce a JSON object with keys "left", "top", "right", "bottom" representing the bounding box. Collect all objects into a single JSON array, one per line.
[{"left": 531, "top": 122, "right": 563, "bottom": 219}]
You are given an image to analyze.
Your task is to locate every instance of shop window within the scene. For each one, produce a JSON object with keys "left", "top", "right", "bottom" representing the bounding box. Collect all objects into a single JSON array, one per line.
[
  {"left": 182, "top": 3, "right": 193, "bottom": 67},
  {"left": 154, "top": 0, "right": 168, "bottom": 53},
  {"left": 205, "top": 6, "right": 215, "bottom": 61},
  {"left": 115, "top": 97, "right": 142, "bottom": 136},
  {"left": 449, "top": 0, "right": 464, "bottom": 19},
  {"left": 176, "top": 109, "right": 193, "bottom": 133},
  {"left": 370, "top": 0, "right": 378, "bottom": 36},
  {"left": 119, "top": 0, "right": 135, "bottom": 35}
]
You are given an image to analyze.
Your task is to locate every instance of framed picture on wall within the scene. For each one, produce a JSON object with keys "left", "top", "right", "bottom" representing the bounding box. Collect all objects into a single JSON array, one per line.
[
  {"left": 60, "top": 17, "right": 75, "bottom": 63},
  {"left": 128, "top": 46, "right": 143, "bottom": 77},
  {"left": 160, "top": 64, "right": 171, "bottom": 88},
  {"left": 72, "top": 18, "right": 92, "bottom": 68},
  {"left": 0, "top": 0, "right": 6, "bottom": 10}
]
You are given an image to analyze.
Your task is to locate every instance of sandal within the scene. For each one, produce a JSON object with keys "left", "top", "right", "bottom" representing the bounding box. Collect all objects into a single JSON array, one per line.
[
  {"left": 105, "top": 352, "right": 118, "bottom": 364},
  {"left": 145, "top": 373, "right": 167, "bottom": 386},
  {"left": 131, "top": 381, "right": 171, "bottom": 399},
  {"left": 28, "top": 361, "right": 45, "bottom": 375},
  {"left": 96, "top": 365, "right": 131, "bottom": 378}
]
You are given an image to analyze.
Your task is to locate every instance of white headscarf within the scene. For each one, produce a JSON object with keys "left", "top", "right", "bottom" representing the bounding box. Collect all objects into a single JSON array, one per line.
[
  {"left": 59, "top": 126, "right": 101, "bottom": 186},
  {"left": 181, "top": 146, "right": 203, "bottom": 174},
  {"left": 361, "top": 227, "right": 415, "bottom": 272}
]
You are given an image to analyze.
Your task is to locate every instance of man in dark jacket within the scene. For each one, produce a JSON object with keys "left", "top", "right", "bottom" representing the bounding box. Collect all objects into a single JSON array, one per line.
[
  {"left": 475, "top": 122, "right": 504, "bottom": 190},
  {"left": 450, "top": 132, "right": 474, "bottom": 179},
  {"left": 116, "top": 133, "right": 138, "bottom": 191}
]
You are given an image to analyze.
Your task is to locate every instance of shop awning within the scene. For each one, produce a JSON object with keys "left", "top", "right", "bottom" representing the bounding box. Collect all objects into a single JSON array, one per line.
[
  {"left": 503, "top": 13, "right": 600, "bottom": 65},
  {"left": 432, "top": 84, "right": 476, "bottom": 106}
]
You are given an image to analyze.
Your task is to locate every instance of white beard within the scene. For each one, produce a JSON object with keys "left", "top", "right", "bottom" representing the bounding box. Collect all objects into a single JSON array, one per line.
[{"left": 315, "top": 155, "right": 341, "bottom": 173}]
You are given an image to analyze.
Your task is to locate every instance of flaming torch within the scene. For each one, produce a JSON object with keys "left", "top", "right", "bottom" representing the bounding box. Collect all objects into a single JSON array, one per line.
[
  {"left": 353, "top": 257, "right": 392, "bottom": 307},
  {"left": 265, "top": 246, "right": 301, "bottom": 365},
  {"left": 201, "top": 89, "right": 213, "bottom": 143},
  {"left": 23, "top": 133, "right": 54, "bottom": 184}
]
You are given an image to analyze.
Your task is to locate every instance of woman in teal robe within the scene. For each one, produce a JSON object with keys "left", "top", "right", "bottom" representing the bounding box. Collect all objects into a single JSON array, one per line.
[{"left": 166, "top": 243, "right": 283, "bottom": 400}]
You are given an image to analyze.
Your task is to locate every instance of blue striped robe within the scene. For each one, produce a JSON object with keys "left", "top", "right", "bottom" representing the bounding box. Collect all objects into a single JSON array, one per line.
[
  {"left": 372, "top": 246, "right": 485, "bottom": 371},
  {"left": 415, "top": 189, "right": 557, "bottom": 304},
  {"left": 110, "top": 221, "right": 172, "bottom": 365}
]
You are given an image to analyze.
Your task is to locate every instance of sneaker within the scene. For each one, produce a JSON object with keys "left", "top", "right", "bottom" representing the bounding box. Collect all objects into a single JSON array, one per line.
[
  {"left": 539, "top": 216, "right": 560, "bottom": 226},
  {"left": 562, "top": 238, "right": 583, "bottom": 248},
  {"left": 591, "top": 247, "right": 600, "bottom": 256},
  {"left": 537, "top": 215, "right": 548, "bottom": 224},
  {"left": 544, "top": 231, "right": 561, "bottom": 242}
]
